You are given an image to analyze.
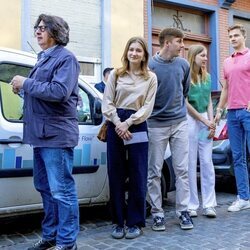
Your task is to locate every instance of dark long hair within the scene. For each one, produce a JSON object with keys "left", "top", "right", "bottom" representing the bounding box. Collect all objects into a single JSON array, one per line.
[{"left": 34, "top": 14, "right": 69, "bottom": 46}]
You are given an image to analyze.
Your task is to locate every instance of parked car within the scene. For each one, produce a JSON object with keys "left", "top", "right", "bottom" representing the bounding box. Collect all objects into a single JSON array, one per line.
[
  {"left": 0, "top": 48, "right": 174, "bottom": 218},
  {"left": 210, "top": 91, "right": 234, "bottom": 176}
]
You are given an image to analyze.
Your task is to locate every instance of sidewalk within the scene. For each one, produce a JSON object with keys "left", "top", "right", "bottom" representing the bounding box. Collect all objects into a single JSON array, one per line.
[{"left": 1, "top": 192, "right": 250, "bottom": 250}]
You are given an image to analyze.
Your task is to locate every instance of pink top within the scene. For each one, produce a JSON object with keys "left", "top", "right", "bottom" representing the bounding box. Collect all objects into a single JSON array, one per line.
[{"left": 223, "top": 48, "right": 250, "bottom": 109}]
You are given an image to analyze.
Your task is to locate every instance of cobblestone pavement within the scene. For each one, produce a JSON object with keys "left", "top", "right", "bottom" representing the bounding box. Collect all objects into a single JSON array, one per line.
[{"left": 1, "top": 191, "right": 250, "bottom": 250}]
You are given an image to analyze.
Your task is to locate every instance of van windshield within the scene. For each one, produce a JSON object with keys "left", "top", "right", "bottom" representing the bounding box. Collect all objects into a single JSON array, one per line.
[{"left": 0, "top": 63, "right": 32, "bottom": 121}]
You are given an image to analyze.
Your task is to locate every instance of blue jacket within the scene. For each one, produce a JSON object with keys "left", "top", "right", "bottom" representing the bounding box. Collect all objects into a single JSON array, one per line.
[
  {"left": 94, "top": 81, "right": 105, "bottom": 93},
  {"left": 23, "top": 45, "right": 80, "bottom": 147}
]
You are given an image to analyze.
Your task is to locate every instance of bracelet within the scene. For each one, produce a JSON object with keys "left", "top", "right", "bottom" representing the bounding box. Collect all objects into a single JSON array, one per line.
[
  {"left": 125, "top": 120, "right": 130, "bottom": 127},
  {"left": 216, "top": 108, "right": 223, "bottom": 114}
]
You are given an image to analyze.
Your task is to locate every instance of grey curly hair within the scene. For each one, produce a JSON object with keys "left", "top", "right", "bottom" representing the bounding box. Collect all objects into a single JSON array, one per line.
[{"left": 34, "top": 14, "right": 69, "bottom": 46}]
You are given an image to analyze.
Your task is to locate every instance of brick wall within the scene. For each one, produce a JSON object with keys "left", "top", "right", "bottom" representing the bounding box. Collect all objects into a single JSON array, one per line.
[
  {"left": 232, "top": 0, "right": 250, "bottom": 12},
  {"left": 191, "top": 0, "right": 217, "bottom": 5},
  {"left": 145, "top": 0, "right": 250, "bottom": 85},
  {"left": 219, "top": 8, "right": 230, "bottom": 83}
]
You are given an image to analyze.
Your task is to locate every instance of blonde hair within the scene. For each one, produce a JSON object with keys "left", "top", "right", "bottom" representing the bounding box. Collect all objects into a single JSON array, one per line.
[
  {"left": 116, "top": 36, "right": 150, "bottom": 79},
  {"left": 188, "top": 44, "right": 208, "bottom": 84}
]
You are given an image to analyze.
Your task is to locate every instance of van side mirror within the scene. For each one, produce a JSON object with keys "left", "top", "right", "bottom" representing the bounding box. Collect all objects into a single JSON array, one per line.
[{"left": 93, "top": 98, "right": 102, "bottom": 125}]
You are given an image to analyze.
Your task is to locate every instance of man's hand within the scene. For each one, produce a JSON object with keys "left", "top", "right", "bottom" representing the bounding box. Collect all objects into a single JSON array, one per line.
[
  {"left": 247, "top": 101, "right": 250, "bottom": 112},
  {"left": 214, "top": 112, "right": 222, "bottom": 125},
  {"left": 11, "top": 75, "right": 27, "bottom": 94}
]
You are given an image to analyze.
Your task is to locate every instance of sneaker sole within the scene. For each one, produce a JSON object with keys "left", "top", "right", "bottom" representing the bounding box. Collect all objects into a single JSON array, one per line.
[
  {"left": 228, "top": 205, "right": 250, "bottom": 212},
  {"left": 205, "top": 214, "right": 216, "bottom": 218},
  {"left": 125, "top": 231, "right": 143, "bottom": 239},
  {"left": 152, "top": 226, "right": 166, "bottom": 231},
  {"left": 180, "top": 224, "right": 194, "bottom": 230},
  {"left": 202, "top": 212, "right": 216, "bottom": 218},
  {"left": 111, "top": 235, "right": 125, "bottom": 239},
  {"left": 111, "top": 233, "right": 125, "bottom": 239},
  {"left": 189, "top": 214, "right": 198, "bottom": 218}
]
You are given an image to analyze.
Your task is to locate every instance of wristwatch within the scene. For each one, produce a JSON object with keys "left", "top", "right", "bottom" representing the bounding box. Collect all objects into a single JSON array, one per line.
[{"left": 216, "top": 108, "right": 223, "bottom": 114}]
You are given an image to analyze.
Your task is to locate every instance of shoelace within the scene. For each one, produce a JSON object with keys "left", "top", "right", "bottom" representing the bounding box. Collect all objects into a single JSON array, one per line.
[
  {"left": 113, "top": 225, "right": 124, "bottom": 233},
  {"left": 33, "top": 239, "right": 43, "bottom": 247},
  {"left": 128, "top": 226, "right": 139, "bottom": 233},
  {"left": 154, "top": 216, "right": 163, "bottom": 224},
  {"left": 54, "top": 246, "right": 65, "bottom": 250},
  {"left": 54, "top": 247, "right": 62, "bottom": 250},
  {"left": 180, "top": 212, "right": 192, "bottom": 223}
]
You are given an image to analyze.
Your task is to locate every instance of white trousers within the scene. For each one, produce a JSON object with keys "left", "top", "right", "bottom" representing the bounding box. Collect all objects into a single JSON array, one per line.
[
  {"left": 187, "top": 113, "right": 217, "bottom": 210},
  {"left": 147, "top": 120, "right": 190, "bottom": 217}
]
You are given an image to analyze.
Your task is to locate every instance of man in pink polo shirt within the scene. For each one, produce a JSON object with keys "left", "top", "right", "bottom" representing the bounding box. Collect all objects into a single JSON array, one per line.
[{"left": 215, "top": 24, "right": 250, "bottom": 212}]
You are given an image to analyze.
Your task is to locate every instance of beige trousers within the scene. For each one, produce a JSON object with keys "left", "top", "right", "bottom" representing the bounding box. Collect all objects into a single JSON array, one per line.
[{"left": 147, "top": 120, "right": 190, "bottom": 218}]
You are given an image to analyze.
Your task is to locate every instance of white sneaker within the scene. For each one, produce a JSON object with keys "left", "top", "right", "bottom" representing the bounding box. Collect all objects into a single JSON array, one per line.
[
  {"left": 228, "top": 197, "right": 250, "bottom": 212},
  {"left": 203, "top": 207, "right": 216, "bottom": 218},
  {"left": 188, "top": 210, "right": 197, "bottom": 217}
]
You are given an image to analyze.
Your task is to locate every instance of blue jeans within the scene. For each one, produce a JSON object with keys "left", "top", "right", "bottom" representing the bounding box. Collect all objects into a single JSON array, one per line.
[
  {"left": 33, "top": 147, "right": 79, "bottom": 246},
  {"left": 227, "top": 109, "right": 250, "bottom": 200}
]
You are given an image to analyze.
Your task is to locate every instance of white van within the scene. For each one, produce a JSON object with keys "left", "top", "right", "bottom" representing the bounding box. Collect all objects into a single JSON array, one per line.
[{"left": 0, "top": 48, "right": 174, "bottom": 218}]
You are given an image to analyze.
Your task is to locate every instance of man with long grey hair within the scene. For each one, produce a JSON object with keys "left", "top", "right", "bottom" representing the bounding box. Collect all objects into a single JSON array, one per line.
[{"left": 11, "top": 14, "right": 80, "bottom": 250}]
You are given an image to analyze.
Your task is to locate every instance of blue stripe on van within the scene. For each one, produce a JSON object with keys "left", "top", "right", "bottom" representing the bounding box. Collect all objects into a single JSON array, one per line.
[
  {"left": 23, "top": 160, "right": 33, "bottom": 168},
  {"left": 101, "top": 152, "right": 106, "bottom": 165},
  {"left": 74, "top": 149, "right": 82, "bottom": 166},
  {"left": 16, "top": 156, "right": 22, "bottom": 168},
  {"left": 82, "top": 144, "right": 91, "bottom": 165},
  {"left": 0, "top": 153, "right": 2, "bottom": 169},
  {"left": 3, "top": 149, "right": 15, "bottom": 169}
]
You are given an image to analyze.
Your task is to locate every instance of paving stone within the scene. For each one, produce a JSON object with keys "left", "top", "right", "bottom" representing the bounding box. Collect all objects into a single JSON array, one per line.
[{"left": 1, "top": 192, "right": 250, "bottom": 249}]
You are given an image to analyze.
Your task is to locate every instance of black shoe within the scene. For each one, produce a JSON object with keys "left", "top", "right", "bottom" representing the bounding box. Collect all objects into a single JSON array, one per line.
[
  {"left": 179, "top": 211, "right": 194, "bottom": 230},
  {"left": 27, "top": 239, "right": 56, "bottom": 250}
]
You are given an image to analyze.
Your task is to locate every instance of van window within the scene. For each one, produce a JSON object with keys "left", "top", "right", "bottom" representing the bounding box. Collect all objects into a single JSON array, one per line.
[
  {"left": 77, "top": 87, "right": 92, "bottom": 123},
  {"left": 0, "top": 63, "right": 93, "bottom": 124},
  {"left": 0, "top": 63, "right": 31, "bottom": 121}
]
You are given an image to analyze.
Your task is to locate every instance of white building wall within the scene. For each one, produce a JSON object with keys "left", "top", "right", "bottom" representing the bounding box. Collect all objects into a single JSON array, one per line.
[
  {"left": 23, "top": 0, "right": 101, "bottom": 59},
  {"left": 22, "top": 0, "right": 102, "bottom": 82}
]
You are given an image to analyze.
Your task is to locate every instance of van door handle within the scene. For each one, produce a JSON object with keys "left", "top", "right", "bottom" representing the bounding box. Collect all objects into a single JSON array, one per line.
[
  {"left": 0, "top": 138, "right": 23, "bottom": 144},
  {"left": 0, "top": 138, "right": 23, "bottom": 148}
]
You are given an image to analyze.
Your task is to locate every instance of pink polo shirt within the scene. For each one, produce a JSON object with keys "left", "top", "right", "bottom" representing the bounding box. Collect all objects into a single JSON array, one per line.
[{"left": 223, "top": 48, "right": 250, "bottom": 109}]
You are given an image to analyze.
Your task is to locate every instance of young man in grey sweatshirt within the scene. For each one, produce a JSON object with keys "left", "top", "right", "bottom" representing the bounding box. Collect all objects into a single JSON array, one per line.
[{"left": 147, "top": 27, "right": 193, "bottom": 230}]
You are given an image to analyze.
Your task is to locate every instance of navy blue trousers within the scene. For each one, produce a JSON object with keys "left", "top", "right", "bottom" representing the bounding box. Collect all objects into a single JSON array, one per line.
[{"left": 107, "top": 109, "right": 148, "bottom": 227}]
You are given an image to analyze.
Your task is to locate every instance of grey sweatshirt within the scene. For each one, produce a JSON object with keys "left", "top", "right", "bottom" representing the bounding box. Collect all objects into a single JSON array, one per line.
[{"left": 148, "top": 52, "right": 190, "bottom": 127}]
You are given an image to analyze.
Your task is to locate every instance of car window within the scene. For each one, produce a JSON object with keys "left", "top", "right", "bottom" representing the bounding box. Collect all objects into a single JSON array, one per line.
[
  {"left": 77, "top": 87, "right": 92, "bottom": 123},
  {"left": 0, "top": 63, "right": 31, "bottom": 121},
  {"left": 211, "top": 91, "right": 227, "bottom": 119},
  {"left": 0, "top": 63, "right": 93, "bottom": 124}
]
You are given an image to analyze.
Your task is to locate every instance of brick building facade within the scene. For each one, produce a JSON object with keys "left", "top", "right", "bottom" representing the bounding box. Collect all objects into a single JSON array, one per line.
[
  {"left": 0, "top": 0, "right": 249, "bottom": 87},
  {"left": 143, "top": 0, "right": 250, "bottom": 89}
]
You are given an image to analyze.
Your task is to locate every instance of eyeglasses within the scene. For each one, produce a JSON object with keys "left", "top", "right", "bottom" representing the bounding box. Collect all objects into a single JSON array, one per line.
[{"left": 34, "top": 25, "right": 47, "bottom": 32}]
